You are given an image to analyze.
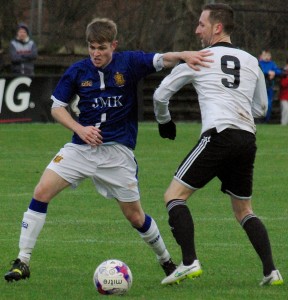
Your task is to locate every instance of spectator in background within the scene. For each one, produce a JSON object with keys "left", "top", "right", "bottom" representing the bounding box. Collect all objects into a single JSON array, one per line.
[
  {"left": 279, "top": 58, "right": 288, "bottom": 125},
  {"left": 9, "top": 23, "right": 38, "bottom": 76},
  {"left": 259, "top": 49, "right": 281, "bottom": 123}
]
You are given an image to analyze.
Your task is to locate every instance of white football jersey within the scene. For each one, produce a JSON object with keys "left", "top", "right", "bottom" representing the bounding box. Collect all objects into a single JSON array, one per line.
[{"left": 154, "top": 43, "right": 268, "bottom": 134}]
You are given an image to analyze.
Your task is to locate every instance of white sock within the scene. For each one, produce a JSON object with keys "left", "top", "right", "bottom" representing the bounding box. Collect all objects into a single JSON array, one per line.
[
  {"left": 138, "top": 218, "right": 170, "bottom": 264},
  {"left": 18, "top": 209, "right": 46, "bottom": 265}
]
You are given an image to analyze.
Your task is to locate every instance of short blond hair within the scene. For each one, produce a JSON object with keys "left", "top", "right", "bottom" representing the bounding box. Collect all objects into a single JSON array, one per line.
[{"left": 86, "top": 18, "right": 117, "bottom": 43}]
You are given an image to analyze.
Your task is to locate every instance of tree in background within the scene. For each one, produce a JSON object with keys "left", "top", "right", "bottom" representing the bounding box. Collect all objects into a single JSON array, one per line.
[{"left": 0, "top": 0, "right": 287, "bottom": 63}]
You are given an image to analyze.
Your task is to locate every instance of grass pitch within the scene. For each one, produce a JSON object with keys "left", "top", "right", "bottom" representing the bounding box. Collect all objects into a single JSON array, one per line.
[{"left": 0, "top": 122, "right": 287, "bottom": 300}]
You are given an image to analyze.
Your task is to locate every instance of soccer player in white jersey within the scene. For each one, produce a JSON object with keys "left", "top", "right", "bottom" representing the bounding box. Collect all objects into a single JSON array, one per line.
[
  {"left": 153, "top": 3, "right": 283, "bottom": 286},
  {"left": 4, "top": 18, "right": 213, "bottom": 283}
]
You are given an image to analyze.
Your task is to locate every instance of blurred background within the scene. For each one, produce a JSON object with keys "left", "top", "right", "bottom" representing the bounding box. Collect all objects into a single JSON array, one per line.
[
  {"left": 0, "top": 0, "right": 287, "bottom": 124},
  {"left": 0, "top": 0, "right": 287, "bottom": 73}
]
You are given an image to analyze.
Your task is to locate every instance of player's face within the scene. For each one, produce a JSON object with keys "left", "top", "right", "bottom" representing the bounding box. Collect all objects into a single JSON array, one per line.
[
  {"left": 88, "top": 41, "right": 117, "bottom": 68},
  {"left": 195, "top": 10, "right": 214, "bottom": 48}
]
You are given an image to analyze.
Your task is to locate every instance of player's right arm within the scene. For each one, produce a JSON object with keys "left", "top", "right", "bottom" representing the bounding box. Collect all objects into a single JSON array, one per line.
[
  {"left": 154, "top": 64, "right": 193, "bottom": 123},
  {"left": 153, "top": 64, "right": 194, "bottom": 139},
  {"left": 162, "top": 50, "right": 213, "bottom": 71},
  {"left": 51, "top": 106, "right": 102, "bottom": 146}
]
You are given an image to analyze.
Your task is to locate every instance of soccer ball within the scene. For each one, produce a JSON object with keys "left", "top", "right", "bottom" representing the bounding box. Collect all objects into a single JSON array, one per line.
[{"left": 93, "top": 259, "right": 133, "bottom": 295}]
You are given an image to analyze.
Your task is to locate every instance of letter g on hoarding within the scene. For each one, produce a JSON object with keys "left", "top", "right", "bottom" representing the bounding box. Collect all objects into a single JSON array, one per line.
[{"left": 0, "top": 77, "right": 32, "bottom": 113}]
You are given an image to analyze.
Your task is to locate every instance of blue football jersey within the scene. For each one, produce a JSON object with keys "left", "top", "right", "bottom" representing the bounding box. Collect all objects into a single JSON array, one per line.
[{"left": 51, "top": 51, "right": 157, "bottom": 149}]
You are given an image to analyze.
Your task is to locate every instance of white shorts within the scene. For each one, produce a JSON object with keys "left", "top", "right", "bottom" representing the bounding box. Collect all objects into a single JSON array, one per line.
[{"left": 47, "top": 143, "right": 140, "bottom": 202}]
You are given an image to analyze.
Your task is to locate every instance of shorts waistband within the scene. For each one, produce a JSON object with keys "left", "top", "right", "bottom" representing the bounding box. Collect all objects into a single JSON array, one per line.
[
  {"left": 202, "top": 127, "right": 217, "bottom": 137},
  {"left": 202, "top": 127, "right": 254, "bottom": 138}
]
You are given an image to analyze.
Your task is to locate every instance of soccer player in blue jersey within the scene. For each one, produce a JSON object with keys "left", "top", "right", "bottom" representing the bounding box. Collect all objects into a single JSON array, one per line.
[{"left": 4, "top": 17, "right": 212, "bottom": 282}]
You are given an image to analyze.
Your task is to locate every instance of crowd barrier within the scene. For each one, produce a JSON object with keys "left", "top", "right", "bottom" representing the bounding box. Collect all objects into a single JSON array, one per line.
[{"left": 0, "top": 74, "right": 280, "bottom": 124}]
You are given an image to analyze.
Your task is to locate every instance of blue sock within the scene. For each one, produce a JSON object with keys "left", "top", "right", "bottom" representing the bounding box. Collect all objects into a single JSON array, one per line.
[
  {"left": 136, "top": 214, "right": 152, "bottom": 233},
  {"left": 29, "top": 198, "right": 48, "bottom": 213}
]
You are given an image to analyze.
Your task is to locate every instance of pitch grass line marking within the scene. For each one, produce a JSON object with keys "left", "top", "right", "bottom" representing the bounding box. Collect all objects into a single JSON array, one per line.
[
  {"left": 1, "top": 216, "right": 287, "bottom": 227},
  {"left": 0, "top": 238, "right": 286, "bottom": 249}
]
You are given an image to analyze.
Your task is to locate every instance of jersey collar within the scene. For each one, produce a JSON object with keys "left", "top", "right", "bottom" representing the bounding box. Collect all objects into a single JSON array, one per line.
[{"left": 209, "top": 42, "right": 236, "bottom": 48}]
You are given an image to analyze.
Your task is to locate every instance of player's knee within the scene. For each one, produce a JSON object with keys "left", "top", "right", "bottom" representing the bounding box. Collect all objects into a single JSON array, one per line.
[
  {"left": 33, "top": 183, "right": 52, "bottom": 202},
  {"left": 164, "top": 189, "right": 174, "bottom": 203},
  {"left": 233, "top": 209, "right": 253, "bottom": 223},
  {"left": 164, "top": 180, "right": 192, "bottom": 203},
  {"left": 231, "top": 196, "right": 253, "bottom": 223},
  {"left": 127, "top": 212, "right": 144, "bottom": 228}
]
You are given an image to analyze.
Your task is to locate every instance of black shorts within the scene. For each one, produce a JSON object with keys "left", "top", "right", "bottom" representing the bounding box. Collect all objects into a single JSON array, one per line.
[{"left": 175, "top": 128, "right": 257, "bottom": 199}]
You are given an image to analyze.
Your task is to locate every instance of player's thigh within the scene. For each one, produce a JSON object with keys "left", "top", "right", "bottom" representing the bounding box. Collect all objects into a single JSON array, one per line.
[
  {"left": 34, "top": 168, "right": 70, "bottom": 202},
  {"left": 93, "top": 144, "right": 140, "bottom": 201},
  {"left": 175, "top": 129, "right": 221, "bottom": 190},
  {"left": 218, "top": 131, "right": 256, "bottom": 198}
]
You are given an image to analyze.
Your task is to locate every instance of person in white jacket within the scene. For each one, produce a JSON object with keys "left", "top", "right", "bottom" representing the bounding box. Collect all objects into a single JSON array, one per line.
[{"left": 153, "top": 3, "right": 283, "bottom": 287}]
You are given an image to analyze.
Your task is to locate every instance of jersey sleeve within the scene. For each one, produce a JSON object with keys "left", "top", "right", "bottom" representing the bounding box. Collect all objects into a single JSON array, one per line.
[
  {"left": 153, "top": 64, "right": 193, "bottom": 124},
  {"left": 251, "top": 67, "right": 268, "bottom": 118},
  {"left": 51, "top": 66, "right": 78, "bottom": 105},
  {"left": 127, "top": 51, "right": 156, "bottom": 80}
]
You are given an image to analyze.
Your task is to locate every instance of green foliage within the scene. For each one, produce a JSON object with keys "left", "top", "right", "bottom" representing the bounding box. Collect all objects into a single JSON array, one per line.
[
  {"left": 0, "top": 123, "right": 287, "bottom": 299},
  {"left": 2, "top": 1, "right": 288, "bottom": 60}
]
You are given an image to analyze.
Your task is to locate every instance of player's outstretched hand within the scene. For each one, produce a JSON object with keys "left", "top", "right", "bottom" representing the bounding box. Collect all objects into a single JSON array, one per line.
[
  {"left": 158, "top": 120, "right": 176, "bottom": 140},
  {"left": 183, "top": 50, "right": 214, "bottom": 71}
]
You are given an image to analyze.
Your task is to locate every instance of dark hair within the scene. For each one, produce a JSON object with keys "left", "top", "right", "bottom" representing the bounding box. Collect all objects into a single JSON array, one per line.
[
  {"left": 261, "top": 48, "right": 271, "bottom": 53},
  {"left": 86, "top": 18, "right": 117, "bottom": 43},
  {"left": 203, "top": 3, "right": 234, "bottom": 35},
  {"left": 17, "top": 23, "right": 29, "bottom": 35}
]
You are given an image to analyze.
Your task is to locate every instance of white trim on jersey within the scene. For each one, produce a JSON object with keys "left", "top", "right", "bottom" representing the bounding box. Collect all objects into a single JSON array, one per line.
[
  {"left": 153, "top": 53, "right": 164, "bottom": 72},
  {"left": 98, "top": 70, "right": 105, "bottom": 90},
  {"left": 51, "top": 96, "right": 68, "bottom": 108}
]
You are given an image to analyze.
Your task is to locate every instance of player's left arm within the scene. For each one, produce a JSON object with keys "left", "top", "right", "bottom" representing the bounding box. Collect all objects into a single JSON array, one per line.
[
  {"left": 162, "top": 50, "right": 213, "bottom": 71},
  {"left": 252, "top": 67, "right": 268, "bottom": 118}
]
